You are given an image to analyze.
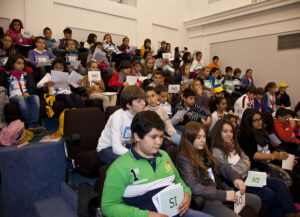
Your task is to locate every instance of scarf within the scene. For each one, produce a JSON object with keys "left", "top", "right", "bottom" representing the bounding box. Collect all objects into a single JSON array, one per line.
[
  {"left": 198, "top": 150, "right": 223, "bottom": 189},
  {"left": 225, "top": 139, "right": 235, "bottom": 152},
  {"left": 254, "top": 132, "right": 270, "bottom": 148},
  {"left": 118, "top": 71, "right": 127, "bottom": 83},
  {"left": 10, "top": 70, "right": 24, "bottom": 80},
  {"left": 65, "top": 48, "right": 78, "bottom": 54},
  {"left": 245, "top": 75, "right": 253, "bottom": 85}
]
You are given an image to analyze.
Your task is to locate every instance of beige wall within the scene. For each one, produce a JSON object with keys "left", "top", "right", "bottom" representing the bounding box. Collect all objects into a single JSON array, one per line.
[{"left": 210, "top": 32, "right": 300, "bottom": 108}]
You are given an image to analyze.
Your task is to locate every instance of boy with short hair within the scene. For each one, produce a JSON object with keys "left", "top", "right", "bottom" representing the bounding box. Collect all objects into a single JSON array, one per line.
[
  {"left": 132, "top": 60, "right": 142, "bottom": 77},
  {"left": 156, "top": 85, "right": 172, "bottom": 116},
  {"left": 234, "top": 86, "right": 256, "bottom": 119},
  {"left": 43, "top": 27, "right": 57, "bottom": 51},
  {"left": 145, "top": 86, "right": 176, "bottom": 138},
  {"left": 64, "top": 39, "right": 85, "bottom": 74},
  {"left": 172, "top": 88, "right": 211, "bottom": 129},
  {"left": 156, "top": 40, "right": 167, "bottom": 59},
  {"left": 274, "top": 108, "right": 300, "bottom": 144},
  {"left": 149, "top": 71, "right": 164, "bottom": 87},
  {"left": 276, "top": 83, "right": 291, "bottom": 108},
  {"left": 97, "top": 85, "right": 146, "bottom": 164},
  {"left": 254, "top": 87, "right": 264, "bottom": 112},
  {"left": 209, "top": 56, "right": 220, "bottom": 70},
  {"left": 59, "top": 27, "right": 80, "bottom": 49},
  {"left": 101, "top": 110, "right": 213, "bottom": 217}
]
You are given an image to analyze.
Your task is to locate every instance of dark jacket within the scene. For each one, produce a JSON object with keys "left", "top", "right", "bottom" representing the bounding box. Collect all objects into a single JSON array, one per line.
[
  {"left": 275, "top": 91, "right": 291, "bottom": 107},
  {"left": 0, "top": 70, "right": 36, "bottom": 96},
  {"left": 177, "top": 153, "right": 241, "bottom": 201}
]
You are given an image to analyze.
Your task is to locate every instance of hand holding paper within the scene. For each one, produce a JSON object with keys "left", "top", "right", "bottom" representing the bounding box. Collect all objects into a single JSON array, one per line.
[
  {"left": 126, "top": 76, "right": 138, "bottom": 85},
  {"left": 51, "top": 70, "right": 69, "bottom": 89},
  {"left": 234, "top": 191, "right": 246, "bottom": 214},
  {"left": 88, "top": 71, "right": 101, "bottom": 82},
  {"left": 282, "top": 154, "right": 295, "bottom": 170}
]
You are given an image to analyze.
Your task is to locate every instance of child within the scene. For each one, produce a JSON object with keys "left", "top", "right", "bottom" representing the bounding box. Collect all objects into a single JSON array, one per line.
[
  {"left": 177, "top": 121, "right": 261, "bottom": 217},
  {"left": 274, "top": 108, "right": 300, "bottom": 144},
  {"left": 101, "top": 110, "right": 212, "bottom": 217},
  {"left": 148, "top": 71, "right": 164, "bottom": 87},
  {"left": 37, "top": 58, "right": 85, "bottom": 108},
  {"left": 210, "top": 119, "right": 297, "bottom": 217},
  {"left": 145, "top": 86, "right": 176, "bottom": 138},
  {"left": 43, "top": 27, "right": 57, "bottom": 51},
  {"left": 132, "top": 60, "right": 142, "bottom": 77},
  {"left": 262, "top": 82, "right": 278, "bottom": 113},
  {"left": 87, "top": 42, "right": 113, "bottom": 76},
  {"left": 209, "top": 97, "right": 228, "bottom": 132},
  {"left": 222, "top": 66, "right": 235, "bottom": 93},
  {"left": 156, "top": 40, "right": 167, "bottom": 59},
  {"left": 190, "top": 51, "right": 203, "bottom": 72},
  {"left": 0, "top": 34, "right": 20, "bottom": 63},
  {"left": 28, "top": 37, "right": 56, "bottom": 80},
  {"left": 254, "top": 87, "right": 264, "bottom": 112},
  {"left": 208, "top": 56, "right": 220, "bottom": 70},
  {"left": 64, "top": 39, "right": 85, "bottom": 75},
  {"left": 59, "top": 28, "right": 79, "bottom": 49},
  {"left": 208, "top": 67, "right": 221, "bottom": 88},
  {"left": 276, "top": 83, "right": 291, "bottom": 108},
  {"left": 141, "top": 57, "right": 155, "bottom": 77},
  {"left": 241, "top": 69, "right": 255, "bottom": 88},
  {"left": 117, "top": 36, "right": 135, "bottom": 62},
  {"left": 189, "top": 79, "right": 211, "bottom": 107},
  {"left": 108, "top": 60, "right": 141, "bottom": 93},
  {"left": 233, "top": 86, "right": 256, "bottom": 119},
  {"left": 5, "top": 19, "right": 34, "bottom": 56},
  {"left": 0, "top": 55, "right": 45, "bottom": 132},
  {"left": 175, "top": 63, "right": 191, "bottom": 89},
  {"left": 233, "top": 68, "right": 244, "bottom": 93},
  {"left": 82, "top": 61, "right": 117, "bottom": 111},
  {"left": 180, "top": 52, "right": 192, "bottom": 67},
  {"left": 140, "top": 38, "right": 152, "bottom": 58},
  {"left": 84, "top": 33, "right": 97, "bottom": 49},
  {"left": 172, "top": 88, "right": 211, "bottom": 130},
  {"left": 156, "top": 85, "right": 172, "bottom": 116},
  {"left": 96, "top": 86, "right": 145, "bottom": 164}
]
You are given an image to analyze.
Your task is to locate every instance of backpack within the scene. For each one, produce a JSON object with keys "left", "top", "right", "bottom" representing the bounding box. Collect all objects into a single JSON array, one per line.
[{"left": 0, "top": 120, "right": 31, "bottom": 148}]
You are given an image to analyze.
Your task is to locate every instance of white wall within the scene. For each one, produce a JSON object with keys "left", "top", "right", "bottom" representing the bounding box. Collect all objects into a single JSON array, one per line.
[
  {"left": 184, "top": 0, "right": 300, "bottom": 107},
  {"left": 0, "top": 0, "right": 188, "bottom": 53}
]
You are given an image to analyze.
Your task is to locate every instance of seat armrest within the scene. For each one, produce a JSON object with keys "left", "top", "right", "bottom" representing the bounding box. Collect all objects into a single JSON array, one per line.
[
  {"left": 63, "top": 133, "right": 81, "bottom": 145},
  {"left": 191, "top": 195, "right": 205, "bottom": 211}
]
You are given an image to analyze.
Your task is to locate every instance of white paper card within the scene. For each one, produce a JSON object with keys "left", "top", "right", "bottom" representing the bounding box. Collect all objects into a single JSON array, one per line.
[
  {"left": 92, "top": 47, "right": 106, "bottom": 62},
  {"left": 103, "top": 92, "right": 117, "bottom": 96},
  {"left": 66, "top": 54, "right": 78, "bottom": 63},
  {"left": 282, "top": 154, "right": 295, "bottom": 170},
  {"left": 268, "top": 133, "right": 282, "bottom": 145},
  {"left": 234, "top": 191, "right": 246, "bottom": 214},
  {"left": 0, "top": 57, "right": 8, "bottom": 66},
  {"left": 51, "top": 70, "right": 69, "bottom": 89},
  {"left": 171, "top": 110, "right": 187, "bottom": 125},
  {"left": 127, "top": 46, "right": 137, "bottom": 54},
  {"left": 168, "top": 84, "right": 180, "bottom": 94},
  {"left": 152, "top": 183, "right": 184, "bottom": 217},
  {"left": 21, "top": 29, "right": 32, "bottom": 38},
  {"left": 126, "top": 76, "right": 137, "bottom": 85},
  {"left": 138, "top": 76, "right": 148, "bottom": 81},
  {"left": 68, "top": 71, "right": 83, "bottom": 88},
  {"left": 88, "top": 71, "right": 101, "bottom": 82},
  {"left": 204, "top": 80, "right": 212, "bottom": 88},
  {"left": 245, "top": 171, "right": 267, "bottom": 187}
]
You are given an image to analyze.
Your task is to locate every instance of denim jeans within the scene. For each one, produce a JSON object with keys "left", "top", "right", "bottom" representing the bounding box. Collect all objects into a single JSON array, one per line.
[
  {"left": 10, "top": 95, "right": 40, "bottom": 128},
  {"left": 182, "top": 208, "right": 213, "bottom": 217},
  {"left": 97, "top": 147, "right": 121, "bottom": 164},
  {"left": 246, "top": 176, "right": 297, "bottom": 217}
]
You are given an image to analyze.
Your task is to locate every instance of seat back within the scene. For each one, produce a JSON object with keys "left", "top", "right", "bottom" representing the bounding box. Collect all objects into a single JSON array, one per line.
[
  {"left": 64, "top": 107, "right": 106, "bottom": 159},
  {"left": 105, "top": 105, "right": 122, "bottom": 122}
]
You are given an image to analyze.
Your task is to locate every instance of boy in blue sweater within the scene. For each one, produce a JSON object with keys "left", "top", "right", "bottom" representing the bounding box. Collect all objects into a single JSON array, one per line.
[{"left": 101, "top": 110, "right": 212, "bottom": 217}]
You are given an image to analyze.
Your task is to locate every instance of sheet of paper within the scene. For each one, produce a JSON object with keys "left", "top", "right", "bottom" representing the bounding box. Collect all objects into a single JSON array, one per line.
[
  {"left": 68, "top": 70, "right": 83, "bottom": 88},
  {"left": 171, "top": 110, "right": 186, "bottom": 125},
  {"left": 37, "top": 73, "right": 51, "bottom": 88},
  {"left": 126, "top": 76, "right": 138, "bottom": 85},
  {"left": 152, "top": 184, "right": 184, "bottom": 217},
  {"left": 234, "top": 191, "right": 246, "bottom": 214},
  {"left": 245, "top": 171, "right": 267, "bottom": 187},
  {"left": 66, "top": 54, "right": 78, "bottom": 63},
  {"left": 88, "top": 71, "right": 101, "bottom": 82},
  {"left": 128, "top": 46, "right": 137, "bottom": 54},
  {"left": 21, "top": 29, "right": 32, "bottom": 38},
  {"left": 103, "top": 92, "right": 117, "bottom": 96},
  {"left": 92, "top": 47, "right": 106, "bottom": 62},
  {"left": 233, "top": 79, "right": 241, "bottom": 86},
  {"left": 0, "top": 57, "right": 8, "bottom": 66},
  {"left": 282, "top": 154, "right": 295, "bottom": 170},
  {"left": 168, "top": 84, "right": 180, "bottom": 94},
  {"left": 70, "top": 60, "right": 81, "bottom": 70},
  {"left": 51, "top": 70, "right": 69, "bottom": 89},
  {"left": 138, "top": 76, "right": 148, "bottom": 81},
  {"left": 166, "top": 64, "right": 175, "bottom": 72},
  {"left": 162, "top": 52, "right": 171, "bottom": 60},
  {"left": 224, "top": 80, "right": 234, "bottom": 86},
  {"left": 268, "top": 133, "right": 282, "bottom": 145},
  {"left": 204, "top": 80, "right": 212, "bottom": 88}
]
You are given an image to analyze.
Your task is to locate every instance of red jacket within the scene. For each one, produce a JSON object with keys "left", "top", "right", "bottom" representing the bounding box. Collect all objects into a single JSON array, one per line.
[
  {"left": 274, "top": 119, "right": 300, "bottom": 143},
  {"left": 108, "top": 72, "right": 141, "bottom": 88}
]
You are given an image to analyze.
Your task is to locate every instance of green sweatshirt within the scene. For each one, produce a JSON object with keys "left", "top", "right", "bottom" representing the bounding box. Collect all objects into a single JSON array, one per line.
[{"left": 101, "top": 149, "right": 192, "bottom": 217}]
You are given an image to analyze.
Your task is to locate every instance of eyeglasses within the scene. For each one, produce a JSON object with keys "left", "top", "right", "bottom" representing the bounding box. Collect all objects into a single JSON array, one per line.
[{"left": 252, "top": 118, "right": 263, "bottom": 123}]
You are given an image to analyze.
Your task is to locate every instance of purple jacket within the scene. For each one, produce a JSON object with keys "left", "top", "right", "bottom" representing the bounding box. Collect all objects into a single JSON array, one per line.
[{"left": 28, "top": 49, "right": 56, "bottom": 67}]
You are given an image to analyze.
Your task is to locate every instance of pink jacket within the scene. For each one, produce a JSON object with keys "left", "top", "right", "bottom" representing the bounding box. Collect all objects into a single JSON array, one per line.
[{"left": 5, "top": 29, "right": 33, "bottom": 45}]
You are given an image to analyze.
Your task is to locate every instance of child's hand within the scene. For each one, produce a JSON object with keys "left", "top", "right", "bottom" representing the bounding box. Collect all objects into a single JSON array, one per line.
[
  {"left": 244, "top": 159, "right": 251, "bottom": 167},
  {"left": 226, "top": 190, "right": 238, "bottom": 202},
  {"left": 92, "top": 79, "right": 99, "bottom": 85},
  {"left": 135, "top": 82, "right": 139, "bottom": 86},
  {"left": 30, "top": 35, "right": 35, "bottom": 40},
  {"left": 148, "top": 211, "right": 168, "bottom": 217},
  {"left": 272, "top": 142, "right": 280, "bottom": 147},
  {"left": 44, "top": 81, "right": 55, "bottom": 87},
  {"left": 123, "top": 82, "right": 129, "bottom": 86},
  {"left": 228, "top": 110, "right": 233, "bottom": 114},
  {"left": 67, "top": 65, "right": 74, "bottom": 69},
  {"left": 180, "top": 81, "right": 185, "bottom": 86},
  {"left": 37, "top": 63, "right": 42, "bottom": 67},
  {"left": 77, "top": 79, "right": 83, "bottom": 86},
  {"left": 178, "top": 192, "right": 191, "bottom": 216},
  {"left": 24, "top": 58, "right": 30, "bottom": 62},
  {"left": 24, "top": 93, "right": 30, "bottom": 98},
  {"left": 277, "top": 93, "right": 281, "bottom": 99},
  {"left": 78, "top": 64, "right": 82, "bottom": 68},
  {"left": 17, "top": 34, "right": 23, "bottom": 39},
  {"left": 51, "top": 58, "right": 55, "bottom": 63}
]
